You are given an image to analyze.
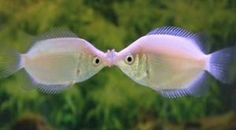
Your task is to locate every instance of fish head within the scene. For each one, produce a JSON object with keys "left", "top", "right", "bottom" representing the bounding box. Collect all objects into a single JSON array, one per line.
[
  {"left": 104, "top": 49, "right": 117, "bottom": 67},
  {"left": 112, "top": 43, "right": 148, "bottom": 83},
  {"left": 75, "top": 41, "right": 111, "bottom": 82}
]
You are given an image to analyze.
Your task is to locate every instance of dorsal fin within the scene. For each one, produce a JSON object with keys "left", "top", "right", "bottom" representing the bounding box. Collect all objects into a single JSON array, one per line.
[
  {"left": 146, "top": 26, "right": 196, "bottom": 38},
  {"left": 32, "top": 28, "right": 78, "bottom": 43},
  {"left": 28, "top": 28, "right": 79, "bottom": 51},
  {"left": 146, "top": 26, "right": 205, "bottom": 53}
]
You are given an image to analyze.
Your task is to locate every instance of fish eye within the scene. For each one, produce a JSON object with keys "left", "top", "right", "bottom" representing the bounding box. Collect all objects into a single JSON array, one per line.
[
  {"left": 93, "top": 56, "right": 101, "bottom": 66},
  {"left": 125, "top": 54, "right": 134, "bottom": 65}
]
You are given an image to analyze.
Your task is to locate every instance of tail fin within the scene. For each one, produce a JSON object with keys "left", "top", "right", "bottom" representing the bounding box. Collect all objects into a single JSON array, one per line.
[
  {"left": 206, "top": 47, "right": 235, "bottom": 84},
  {"left": 0, "top": 50, "right": 23, "bottom": 79}
]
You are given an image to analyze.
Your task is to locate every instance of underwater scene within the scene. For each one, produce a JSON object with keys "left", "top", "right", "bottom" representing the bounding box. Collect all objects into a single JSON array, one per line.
[{"left": 0, "top": 0, "right": 236, "bottom": 130}]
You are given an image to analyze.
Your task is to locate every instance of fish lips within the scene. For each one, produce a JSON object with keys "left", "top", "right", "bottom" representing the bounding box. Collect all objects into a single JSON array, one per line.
[{"left": 105, "top": 49, "right": 118, "bottom": 67}]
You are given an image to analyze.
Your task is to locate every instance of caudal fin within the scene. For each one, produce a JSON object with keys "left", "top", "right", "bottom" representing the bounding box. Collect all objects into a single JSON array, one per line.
[
  {"left": 0, "top": 50, "right": 22, "bottom": 79},
  {"left": 207, "top": 47, "right": 235, "bottom": 83}
]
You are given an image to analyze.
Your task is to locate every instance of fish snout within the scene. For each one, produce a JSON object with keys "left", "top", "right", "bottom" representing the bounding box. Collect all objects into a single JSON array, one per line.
[{"left": 105, "top": 49, "right": 117, "bottom": 67}]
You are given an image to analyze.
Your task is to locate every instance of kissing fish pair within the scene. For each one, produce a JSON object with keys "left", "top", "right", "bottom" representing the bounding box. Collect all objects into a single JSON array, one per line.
[{"left": 0, "top": 27, "right": 234, "bottom": 97}]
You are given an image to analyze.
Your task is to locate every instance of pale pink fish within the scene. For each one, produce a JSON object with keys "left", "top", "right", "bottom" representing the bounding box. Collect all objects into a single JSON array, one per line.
[
  {"left": 111, "top": 26, "right": 235, "bottom": 98},
  {"left": 0, "top": 30, "right": 110, "bottom": 93}
]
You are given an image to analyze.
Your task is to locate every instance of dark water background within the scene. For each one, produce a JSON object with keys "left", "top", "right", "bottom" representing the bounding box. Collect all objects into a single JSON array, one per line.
[{"left": 0, "top": 0, "right": 236, "bottom": 130}]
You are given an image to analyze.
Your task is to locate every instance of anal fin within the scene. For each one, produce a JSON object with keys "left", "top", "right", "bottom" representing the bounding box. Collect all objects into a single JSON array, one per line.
[
  {"left": 160, "top": 89, "right": 191, "bottom": 98},
  {"left": 36, "top": 83, "right": 72, "bottom": 94},
  {"left": 159, "top": 72, "right": 209, "bottom": 98},
  {"left": 10, "top": 69, "right": 73, "bottom": 94}
]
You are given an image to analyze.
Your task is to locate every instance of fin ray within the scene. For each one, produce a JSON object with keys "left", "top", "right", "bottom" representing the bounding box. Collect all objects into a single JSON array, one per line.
[
  {"left": 36, "top": 83, "right": 72, "bottom": 94},
  {"left": 30, "top": 28, "right": 78, "bottom": 50},
  {"left": 33, "top": 28, "right": 78, "bottom": 42},
  {"left": 207, "top": 47, "right": 235, "bottom": 84},
  {"left": 146, "top": 26, "right": 205, "bottom": 52},
  {"left": 147, "top": 26, "right": 196, "bottom": 38}
]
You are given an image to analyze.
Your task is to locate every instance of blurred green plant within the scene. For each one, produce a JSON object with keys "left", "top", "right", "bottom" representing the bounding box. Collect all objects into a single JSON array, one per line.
[{"left": 0, "top": 0, "right": 235, "bottom": 130}]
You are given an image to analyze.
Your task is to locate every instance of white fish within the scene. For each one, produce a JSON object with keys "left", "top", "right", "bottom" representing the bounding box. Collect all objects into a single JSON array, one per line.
[
  {"left": 0, "top": 30, "right": 111, "bottom": 93},
  {"left": 112, "top": 26, "right": 235, "bottom": 98}
]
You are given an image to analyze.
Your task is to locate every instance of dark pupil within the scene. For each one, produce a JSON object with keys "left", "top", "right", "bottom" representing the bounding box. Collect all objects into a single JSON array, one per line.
[
  {"left": 95, "top": 58, "right": 100, "bottom": 64},
  {"left": 127, "top": 56, "right": 132, "bottom": 62}
]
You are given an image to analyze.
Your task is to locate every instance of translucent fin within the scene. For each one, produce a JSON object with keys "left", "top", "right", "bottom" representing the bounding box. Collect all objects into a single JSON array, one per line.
[
  {"left": 186, "top": 72, "right": 209, "bottom": 96},
  {"left": 32, "top": 78, "right": 73, "bottom": 94},
  {"left": 16, "top": 69, "right": 36, "bottom": 91},
  {"left": 28, "top": 28, "right": 79, "bottom": 53},
  {"left": 30, "top": 28, "right": 78, "bottom": 48},
  {"left": 147, "top": 26, "right": 196, "bottom": 38},
  {"left": 146, "top": 26, "right": 204, "bottom": 52},
  {"left": 160, "top": 89, "right": 190, "bottom": 98},
  {"left": 36, "top": 83, "right": 72, "bottom": 94},
  {"left": 207, "top": 47, "right": 235, "bottom": 84},
  {"left": 159, "top": 72, "right": 209, "bottom": 98},
  {"left": 17, "top": 69, "right": 72, "bottom": 94},
  {"left": 31, "top": 82, "right": 72, "bottom": 94},
  {"left": 33, "top": 28, "right": 78, "bottom": 41},
  {"left": 0, "top": 50, "right": 22, "bottom": 79}
]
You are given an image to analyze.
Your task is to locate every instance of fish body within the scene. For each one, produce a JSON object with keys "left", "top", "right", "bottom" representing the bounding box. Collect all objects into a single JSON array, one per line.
[
  {"left": 112, "top": 27, "right": 234, "bottom": 97},
  {"left": 23, "top": 38, "right": 106, "bottom": 85},
  {"left": 0, "top": 31, "right": 109, "bottom": 93},
  {"left": 116, "top": 35, "right": 208, "bottom": 88}
]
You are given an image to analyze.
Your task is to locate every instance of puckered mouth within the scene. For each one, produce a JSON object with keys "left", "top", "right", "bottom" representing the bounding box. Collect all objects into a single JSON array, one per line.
[{"left": 105, "top": 49, "right": 117, "bottom": 67}]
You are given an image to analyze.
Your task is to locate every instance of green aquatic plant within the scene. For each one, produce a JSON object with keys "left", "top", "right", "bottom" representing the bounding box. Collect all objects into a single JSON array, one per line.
[{"left": 0, "top": 0, "right": 235, "bottom": 130}]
